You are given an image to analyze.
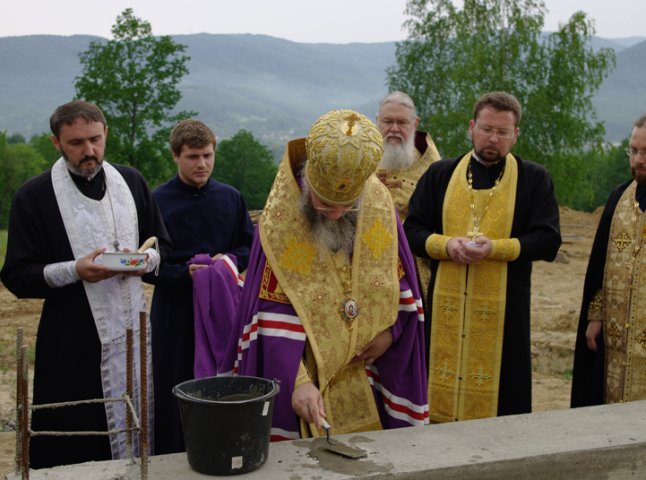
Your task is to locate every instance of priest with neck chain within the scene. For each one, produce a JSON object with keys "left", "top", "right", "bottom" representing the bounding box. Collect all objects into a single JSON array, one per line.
[
  {"left": 404, "top": 91, "right": 561, "bottom": 422},
  {"left": 235, "top": 109, "right": 428, "bottom": 440},
  {"left": 1, "top": 100, "right": 171, "bottom": 469}
]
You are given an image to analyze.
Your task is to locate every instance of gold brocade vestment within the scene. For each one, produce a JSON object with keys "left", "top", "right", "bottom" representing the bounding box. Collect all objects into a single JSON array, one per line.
[
  {"left": 379, "top": 133, "right": 440, "bottom": 302},
  {"left": 599, "top": 181, "right": 646, "bottom": 402},
  {"left": 259, "top": 139, "right": 400, "bottom": 435},
  {"left": 428, "top": 153, "right": 518, "bottom": 422}
]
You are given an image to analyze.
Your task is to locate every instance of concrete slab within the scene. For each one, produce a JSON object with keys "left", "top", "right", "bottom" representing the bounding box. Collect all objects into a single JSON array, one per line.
[{"left": 7, "top": 400, "right": 646, "bottom": 479}]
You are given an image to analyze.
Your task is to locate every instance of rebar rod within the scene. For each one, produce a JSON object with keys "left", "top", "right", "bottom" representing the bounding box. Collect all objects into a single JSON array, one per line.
[
  {"left": 126, "top": 327, "right": 134, "bottom": 459},
  {"left": 15, "top": 328, "right": 23, "bottom": 475},
  {"left": 139, "top": 311, "right": 149, "bottom": 480},
  {"left": 20, "top": 344, "right": 29, "bottom": 480}
]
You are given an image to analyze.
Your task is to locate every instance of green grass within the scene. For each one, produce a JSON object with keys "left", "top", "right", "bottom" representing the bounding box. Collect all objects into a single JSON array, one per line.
[{"left": 0, "top": 229, "right": 6, "bottom": 271}]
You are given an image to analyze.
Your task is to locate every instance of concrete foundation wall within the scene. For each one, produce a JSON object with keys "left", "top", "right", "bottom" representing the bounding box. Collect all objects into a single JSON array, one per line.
[{"left": 7, "top": 400, "right": 646, "bottom": 480}]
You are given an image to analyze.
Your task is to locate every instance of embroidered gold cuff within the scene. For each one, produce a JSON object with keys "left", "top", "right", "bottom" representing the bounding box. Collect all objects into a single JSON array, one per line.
[
  {"left": 426, "top": 234, "right": 451, "bottom": 260},
  {"left": 294, "top": 360, "right": 312, "bottom": 390},
  {"left": 587, "top": 289, "right": 604, "bottom": 322},
  {"left": 489, "top": 238, "right": 520, "bottom": 261}
]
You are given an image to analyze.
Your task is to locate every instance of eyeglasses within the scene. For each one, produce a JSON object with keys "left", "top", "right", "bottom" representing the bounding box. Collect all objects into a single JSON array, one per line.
[
  {"left": 379, "top": 118, "right": 412, "bottom": 128},
  {"left": 475, "top": 124, "right": 515, "bottom": 139},
  {"left": 625, "top": 146, "right": 646, "bottom": 157},
  {"left": 314, "top": 206, "right": 360, "bottom": 213}
]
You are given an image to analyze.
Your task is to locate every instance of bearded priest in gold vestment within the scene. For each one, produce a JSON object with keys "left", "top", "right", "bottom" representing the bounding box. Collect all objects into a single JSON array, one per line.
[
  {"left": 376, "top": 91, "right": 441, "bottom": 304},
  {"left": 572, "top": 115, "right": 646, "bottom": 407},
  {"left": 236, "top": 109, "right": 429, "bottom": 440}
]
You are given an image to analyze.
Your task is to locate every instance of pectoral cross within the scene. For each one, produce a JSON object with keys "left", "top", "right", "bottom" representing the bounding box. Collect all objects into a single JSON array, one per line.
[
  {"left": 467, "top": 198, "right": 483, "bottom": 240},
  {"left": 467, "top": 227, "right": 482, "bottom": 241}
]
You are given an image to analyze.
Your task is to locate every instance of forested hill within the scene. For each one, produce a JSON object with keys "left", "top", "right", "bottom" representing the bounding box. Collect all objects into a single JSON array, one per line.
[{"left": 1, "top": 33, "right": 645, "bottom": 151}]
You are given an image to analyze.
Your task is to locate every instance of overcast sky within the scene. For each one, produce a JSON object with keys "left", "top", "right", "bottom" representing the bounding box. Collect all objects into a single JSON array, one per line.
[{"left": 2, "top": 0, "right": 644, "bottom": 43}]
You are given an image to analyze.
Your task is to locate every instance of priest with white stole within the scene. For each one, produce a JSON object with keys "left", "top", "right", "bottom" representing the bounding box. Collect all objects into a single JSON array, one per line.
[{"left": 1, "top": 100, "right": 171, "bottom": 469}]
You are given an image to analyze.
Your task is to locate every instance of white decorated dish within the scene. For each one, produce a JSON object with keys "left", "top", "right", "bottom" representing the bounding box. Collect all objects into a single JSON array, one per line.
[{"left": 101, "top": 252, "right": 147, "bottom": 271}]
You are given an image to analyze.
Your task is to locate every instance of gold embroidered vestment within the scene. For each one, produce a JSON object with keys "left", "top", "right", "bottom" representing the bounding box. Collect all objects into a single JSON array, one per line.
[
  {"left": 379, "top": 133, "right": 440, "bottom": 302},
  {"left": 427, "top": 153, "right": 518, "bottom": 422},
  {"left": 259, "top": 139, "right": 400, "bottom": 434},
  {"left": 601, "top": 181, "right": 646, "bottom": 402}
]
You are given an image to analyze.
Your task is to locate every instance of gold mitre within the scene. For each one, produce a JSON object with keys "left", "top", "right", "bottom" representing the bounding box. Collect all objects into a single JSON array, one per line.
[{"left": 305, "top": 109, "right": 383, "bottom": 206}]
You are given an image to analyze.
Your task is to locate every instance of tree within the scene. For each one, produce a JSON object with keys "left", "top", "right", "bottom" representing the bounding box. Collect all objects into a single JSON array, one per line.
[
  {"left": 588, "top": 141, "right": 631, "bottom": 208},
  {"left": 75, "top": 8, "right": 196, "bottom": 186},
  {"left": 387, "top": 0, "right": 615, "bottom": 205},
  {"left": 7, "top": 133, "right": 26, "bottom": 144},
  {"left": 29, "top": 133, "right": 60, "bottom": 165},
  {"left": 0, "top": 133, "right": 48, "bottom": 228},
  {"left": 214, "top": 130, "right": 278, "bottom": 210}
]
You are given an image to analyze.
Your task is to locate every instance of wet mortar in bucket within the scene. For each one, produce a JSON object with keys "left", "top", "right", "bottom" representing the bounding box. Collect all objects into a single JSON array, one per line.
[{"left": 173, "top": 376, "right": 279, "bottom": 476}]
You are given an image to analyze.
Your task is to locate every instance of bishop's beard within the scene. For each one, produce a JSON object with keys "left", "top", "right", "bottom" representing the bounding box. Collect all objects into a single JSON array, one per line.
[{"left": 299, "top": 181, "right": 357, "bottom": 254}]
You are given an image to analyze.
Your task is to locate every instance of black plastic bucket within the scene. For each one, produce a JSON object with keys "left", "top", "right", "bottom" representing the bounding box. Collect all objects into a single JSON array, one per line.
[{"left": 172, "top": 375, "right": 279, "bottom": 475}]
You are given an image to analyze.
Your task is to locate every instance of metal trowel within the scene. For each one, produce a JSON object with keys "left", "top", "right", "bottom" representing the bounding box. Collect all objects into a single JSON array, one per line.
[{"left": 320, "top": 420, "right": 367, "bottom": 459}]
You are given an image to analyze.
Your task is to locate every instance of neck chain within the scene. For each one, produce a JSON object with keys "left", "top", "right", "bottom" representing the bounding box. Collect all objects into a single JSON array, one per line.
[
  {"left": 467, "top": 161, "right": 504, "bottom": 240},
  {"left": 104, "top": 177, "right": 121, "bottom": 252},
  {"left": 331, "top": 250, "right": 359, "bottom": 322}
]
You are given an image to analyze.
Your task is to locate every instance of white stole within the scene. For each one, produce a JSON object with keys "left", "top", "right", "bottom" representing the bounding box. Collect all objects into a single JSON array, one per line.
[{"left": 51, "top": 158, "right": 152, "bottom": 458}]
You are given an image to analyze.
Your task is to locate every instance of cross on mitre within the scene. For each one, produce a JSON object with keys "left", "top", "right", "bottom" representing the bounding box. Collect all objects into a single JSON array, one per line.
[{"left": 343, "top": 112, "right": 361, "bottom": 135}]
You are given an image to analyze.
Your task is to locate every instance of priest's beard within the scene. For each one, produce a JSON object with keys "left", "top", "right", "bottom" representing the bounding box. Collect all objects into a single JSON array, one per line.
[
  {"left": 62, "top": 152, "right": 104, "bottom": 178},
  {"left": 472, "top": 141, "right": 506, "bottom": 165},
  {"left": 299, "top": 183, "right": 358, "bottom": 254},
  {"left": 379, "top": 134, "right": 416, "bottom": 170},
  {"left": 631, "top": 166, "right": 646, "bottom": 187}
]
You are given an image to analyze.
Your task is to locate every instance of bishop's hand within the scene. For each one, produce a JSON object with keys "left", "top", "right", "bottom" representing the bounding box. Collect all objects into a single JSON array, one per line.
[{"left": 292, "top": 382, "right": 326, "bottom": 430}]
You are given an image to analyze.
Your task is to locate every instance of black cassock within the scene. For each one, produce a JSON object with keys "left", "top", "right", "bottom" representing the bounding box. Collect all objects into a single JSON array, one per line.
[
  {"left": 144, "top": 175, "right": 253, "bottom": 455},
  {"left": 405, "top": 154, "right": 561, "bottom": 416},
  {"left": 1, "top": 165, "right": 170, "bottom": 469}
]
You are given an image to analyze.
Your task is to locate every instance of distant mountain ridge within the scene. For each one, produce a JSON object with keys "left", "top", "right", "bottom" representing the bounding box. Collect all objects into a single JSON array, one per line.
[{"left": 0, "top": 33, "right": 644, "bottom": 154}]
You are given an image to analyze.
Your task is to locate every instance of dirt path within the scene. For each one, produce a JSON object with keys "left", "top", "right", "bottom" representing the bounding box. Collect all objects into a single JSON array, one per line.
[{"left": 0, "top": 206, "right": 599, "bottom": 477}]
